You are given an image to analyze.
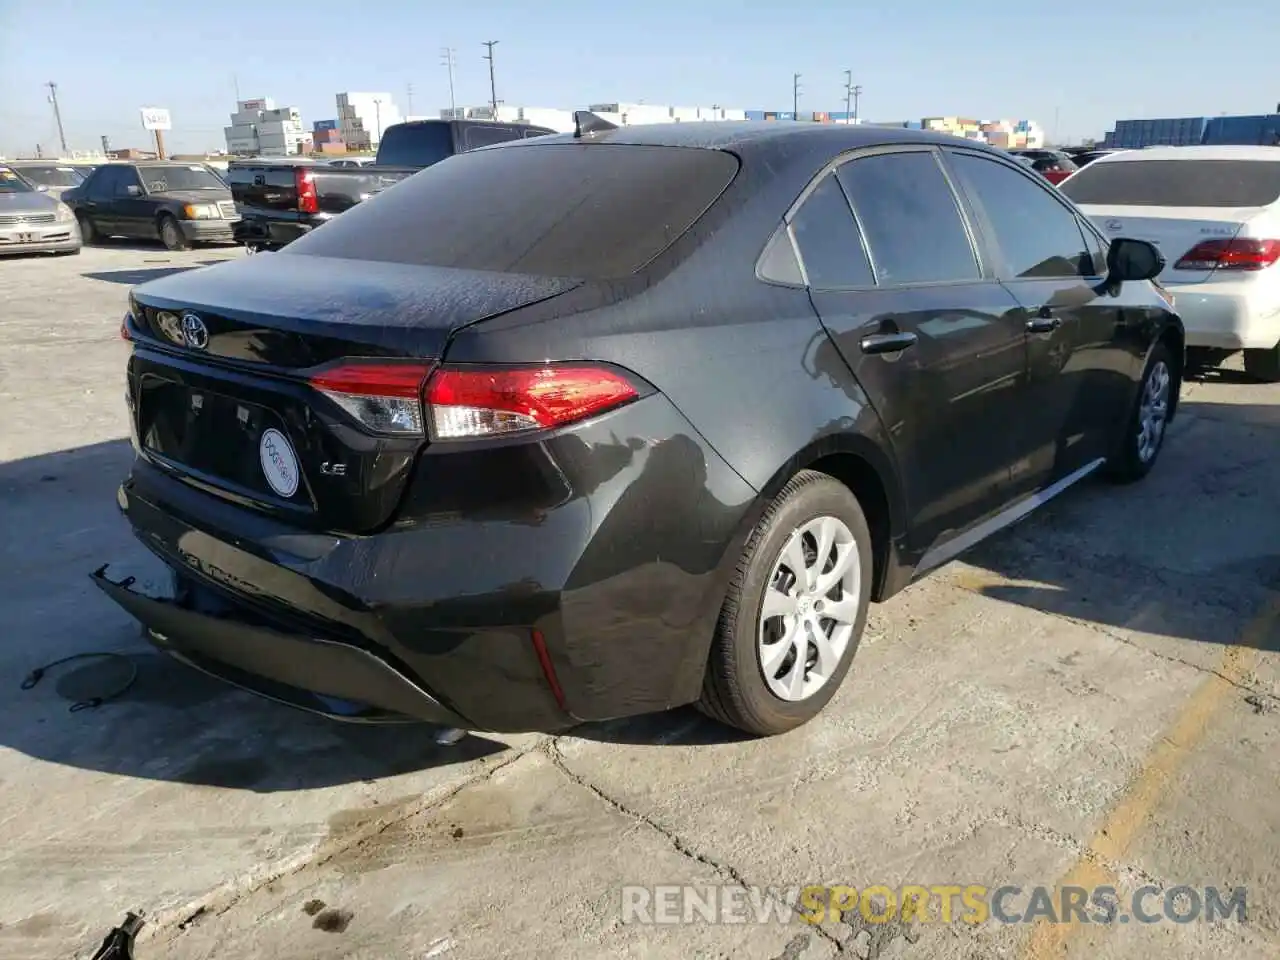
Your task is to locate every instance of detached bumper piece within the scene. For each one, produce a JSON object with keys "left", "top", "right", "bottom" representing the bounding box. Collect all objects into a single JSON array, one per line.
[{"left": 91, "top": 565, "right": 469, "bottom": 727}]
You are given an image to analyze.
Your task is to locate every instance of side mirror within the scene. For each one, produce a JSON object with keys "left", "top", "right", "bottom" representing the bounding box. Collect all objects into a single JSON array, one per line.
[
  {"left": 125, "top": 185, "right": 143, "bottom": 197},
  {"left": 1107, "top": 237, "right": 1164, "bottom": 282}
]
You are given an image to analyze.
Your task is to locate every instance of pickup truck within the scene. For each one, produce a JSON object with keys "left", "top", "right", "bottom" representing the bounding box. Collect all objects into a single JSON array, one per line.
[{"left": 229, "top": 118, "right": 557, "bottom": 251}]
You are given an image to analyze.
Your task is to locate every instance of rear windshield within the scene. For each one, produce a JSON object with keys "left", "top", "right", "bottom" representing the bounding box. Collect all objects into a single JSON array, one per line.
[
  {"left": 1061, "top": 158, "right": 1280, "bottom": 207},
  {"left": 14, "top": 165, "right": 85, "bottom": 187},
  {"left": 375, "top": 123, "right": 454, "bottom": 168},
  {"left": 287, "top": 142, "right": 741, "bottom": 279}
]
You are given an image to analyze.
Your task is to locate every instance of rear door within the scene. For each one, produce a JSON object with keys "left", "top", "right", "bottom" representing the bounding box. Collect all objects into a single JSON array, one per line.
[
  {"left": 795, "top": 147, "right": 1031, "bottom": 552},
  {"left": 944, "top": 147, "right": 1135, "bottom": 491},
  {"left": 1061, "top": 155, "right": 1280, "bottom": 285}
]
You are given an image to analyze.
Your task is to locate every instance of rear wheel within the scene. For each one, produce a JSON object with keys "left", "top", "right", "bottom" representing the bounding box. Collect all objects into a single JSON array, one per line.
[
  {"left": 1106, "top": 341, "right": 1175, "bottom": 483},
  {"left": 1243, "top": 344, "right": 1280, "bottom": 382},
  {"left": 699, "top": 470, "right": 872, "bottom": 737},
  {"left": 159, "top": 215, "right": 190, "bottom": 252},
  {"left": 76, "top": 212, "right": 97, "bottom": 244}
]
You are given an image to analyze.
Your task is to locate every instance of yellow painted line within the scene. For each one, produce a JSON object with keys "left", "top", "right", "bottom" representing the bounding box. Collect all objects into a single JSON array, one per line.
[{"left": 1019, "top": 593, "right": 1280, "bottom": 960}]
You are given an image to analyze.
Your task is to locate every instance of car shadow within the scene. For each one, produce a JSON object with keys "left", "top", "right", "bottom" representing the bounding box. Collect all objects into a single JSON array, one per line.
[
  {"left": 1, "top": 438, "right": 506, "bottom": 794},
  {"left": 82, "top": 260, "right": 234, "bottom": 285}
]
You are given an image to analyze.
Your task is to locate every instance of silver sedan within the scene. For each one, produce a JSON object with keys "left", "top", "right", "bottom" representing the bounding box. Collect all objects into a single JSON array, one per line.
[{"left": 0, "top": 165, "right": 82, "bottom": 256}]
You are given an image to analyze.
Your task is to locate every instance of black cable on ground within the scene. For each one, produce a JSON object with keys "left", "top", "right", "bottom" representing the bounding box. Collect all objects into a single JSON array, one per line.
[{"left": 20, "top": 651, "right": 139, "bottom": 712}]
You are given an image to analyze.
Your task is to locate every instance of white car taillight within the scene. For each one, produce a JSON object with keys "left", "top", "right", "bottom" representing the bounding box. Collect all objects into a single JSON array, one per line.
[{"left": 307, "top": 362, "right": 433, "bottom": 436}]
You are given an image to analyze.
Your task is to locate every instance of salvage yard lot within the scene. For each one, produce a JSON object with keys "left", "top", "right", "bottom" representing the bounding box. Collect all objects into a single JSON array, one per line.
[{"left": 1, "top": 244, "right": 1278, "bottom": 960}]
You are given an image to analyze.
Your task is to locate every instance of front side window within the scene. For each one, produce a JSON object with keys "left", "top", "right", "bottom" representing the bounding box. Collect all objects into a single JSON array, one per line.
[
  {"left": 836, "top": 151, "right": 980, "bottom": 286},
  {"left": 947, "top": 152, "right": 1092, "bottom": 279},
  {"left": 787, "top": 175, "right": 874, "bottom": 288},
  {"left": 0, "top": 167, "right": 34, "bottom": 194},
  {"left": 137, "top": 165, "right": 224, "bottom": 192}
]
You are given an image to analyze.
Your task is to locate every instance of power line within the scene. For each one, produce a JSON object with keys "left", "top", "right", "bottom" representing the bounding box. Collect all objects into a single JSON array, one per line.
[{"left": 482, "top": 40, "right": 500, "bottom": 114}]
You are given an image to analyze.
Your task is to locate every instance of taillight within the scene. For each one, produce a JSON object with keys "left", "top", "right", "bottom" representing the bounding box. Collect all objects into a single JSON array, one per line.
[
  {"left": 307, "top": 361, "right": 433, "bottom": 436},
  {"left": 424, "top": 364, "right": 640, "bottom": 440},
  {"left": 1175, "top": 238, "right": 1280, "bottom": 272},
  {"left": 295, "top": 168, "right": 319, "bottom": 214},
  {"left": 120, "top": 314, "right": 133, "bottom": 341}
]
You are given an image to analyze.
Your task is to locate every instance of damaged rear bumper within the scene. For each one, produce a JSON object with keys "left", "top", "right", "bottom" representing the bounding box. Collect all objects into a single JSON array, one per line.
[{"left": 91, "top": 564, "right": 469, "bottom": 726}]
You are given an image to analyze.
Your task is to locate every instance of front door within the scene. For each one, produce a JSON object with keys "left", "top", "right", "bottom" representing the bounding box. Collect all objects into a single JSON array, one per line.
[
  {"left": 111, "top": 167, "right": 151, "bottom": 238},
  {"left": 789, "top": 147, "right": 1030, "bottom": 555},
  {"left": 83, "top": 165, "right": 121, "bottom": 235},
  {"left": 942, "top": 148, "right": 1136, "bottom": 493}
]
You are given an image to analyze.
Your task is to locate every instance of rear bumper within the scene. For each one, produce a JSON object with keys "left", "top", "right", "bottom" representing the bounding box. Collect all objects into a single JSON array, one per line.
[
  {"left": 101, "top": 395, "right": 759, "bottom": 732},
  {"left": 1165, "top": 282, "right": 1280, "bottom": 350},
  {"left": 232, "top": 217, "right": 319, "bottom": 249}
]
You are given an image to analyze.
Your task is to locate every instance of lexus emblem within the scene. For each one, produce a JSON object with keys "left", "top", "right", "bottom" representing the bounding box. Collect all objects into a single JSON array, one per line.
[{"left": 180, "top": 312, "right": 209, "bottom": 350}]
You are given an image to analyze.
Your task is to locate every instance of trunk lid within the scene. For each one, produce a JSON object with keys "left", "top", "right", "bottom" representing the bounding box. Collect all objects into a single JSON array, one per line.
[
  {"left": 128, "top": 254, "right": 580, "bottom": 533},
  {"left": 1076, "top": 203, "right": 1268, "bottom": 284}
]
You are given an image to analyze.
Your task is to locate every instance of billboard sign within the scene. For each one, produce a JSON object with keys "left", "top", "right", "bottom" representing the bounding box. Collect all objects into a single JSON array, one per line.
[{"left": 140, "top": 107, "right": 172, "bottom": 131}]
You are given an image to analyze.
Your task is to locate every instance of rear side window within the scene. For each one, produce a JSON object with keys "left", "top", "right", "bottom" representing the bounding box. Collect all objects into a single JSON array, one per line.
[
  {"left": 287, "top": 143, "right": 740, "bottom": 279},
  {"left": 375, "top": 123, "right": 455, "bottom": 167},
  {"left": 1061, "top": 159, "right": 1280, "bottom": 207},
  {"left": 837, "top": 152, "right": 980, "bottom": 285},
  {"left": 464, "top": 125, "right": 520, "bottom": 150},
  {"left": 788, "top": 175, "right": 874, "bottom": 288},
  {"left": 947, "top": 152, "right": 1092, "bottom": 279}
]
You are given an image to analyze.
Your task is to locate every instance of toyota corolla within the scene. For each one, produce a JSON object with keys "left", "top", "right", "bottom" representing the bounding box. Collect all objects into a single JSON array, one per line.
[{"left": 95, "top": 118, "right": 1182, "bottom": 737}]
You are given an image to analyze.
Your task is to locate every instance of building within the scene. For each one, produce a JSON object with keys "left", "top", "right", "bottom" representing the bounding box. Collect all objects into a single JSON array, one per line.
[
  {"left": 336, "top": 93, "right": 402, "bottom": 150},
  {"left": 588, "top": 103, "right": 748, "bottom": 125},
  {"left": 742, "top": 111, "right": 1045, "bottom": 148},
  {"left": 223, "top": 97, "right": 307, "bottom": 156}
]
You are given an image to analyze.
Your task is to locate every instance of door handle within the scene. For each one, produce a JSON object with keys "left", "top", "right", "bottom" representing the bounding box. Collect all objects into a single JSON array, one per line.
[
  {"left": 860, "top": 331, "right": 918, "bottom": 355},
  {"left": 1026, "top": 313, "right": 1062, "bottom": 334}
]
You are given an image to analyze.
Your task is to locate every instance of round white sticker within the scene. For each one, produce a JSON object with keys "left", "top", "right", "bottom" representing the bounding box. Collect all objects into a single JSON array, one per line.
[{"left": 259, "top": 428, "right": 300, "bottom": 498}]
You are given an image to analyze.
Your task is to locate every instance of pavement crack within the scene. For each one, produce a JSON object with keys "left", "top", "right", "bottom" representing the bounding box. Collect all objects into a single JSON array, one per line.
[
  {"left": 149, "top": 736, "right": 550, "bottom": 947},
  {"left": 957, "top": 584, "right": 1280, "bottom": 706},
  {"left": 544, "top": 739, "right": 847, "bottom": 952}
]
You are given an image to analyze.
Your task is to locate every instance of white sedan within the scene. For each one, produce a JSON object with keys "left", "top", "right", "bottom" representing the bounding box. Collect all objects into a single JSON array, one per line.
[{"left": 1060, "top": 145, "right": 1280, "bottom": 380}]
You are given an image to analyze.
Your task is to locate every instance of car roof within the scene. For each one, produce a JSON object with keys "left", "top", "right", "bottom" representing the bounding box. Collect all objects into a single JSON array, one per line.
[
  {"left": 504, "top": 120, "right": 999, "bottom": 156},
  {"left": 1096, "top": 145, "right": 1280, "bottom": 163}
]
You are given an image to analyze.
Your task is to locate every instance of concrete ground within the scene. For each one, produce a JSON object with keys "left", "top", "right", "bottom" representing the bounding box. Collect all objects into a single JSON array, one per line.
[{"left": 1, "top": 244, "right": 1277, "bottom": 960}]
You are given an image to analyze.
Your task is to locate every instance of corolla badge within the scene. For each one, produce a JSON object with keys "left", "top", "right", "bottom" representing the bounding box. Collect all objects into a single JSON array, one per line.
[{"left": 180, "top": 312, "right": 209, "bottom": 350}]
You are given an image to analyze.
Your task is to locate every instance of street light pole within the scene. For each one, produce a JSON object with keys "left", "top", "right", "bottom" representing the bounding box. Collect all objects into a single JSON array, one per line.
[
  {"left": 792, "top": 73, "right": 801, "bottom": 119},
  {"left": 372, "top": 98, "right": 383, "bottom": 144},
  {"left": 843, "top": 70, "right": 852, "bottom": 124},
  {"left": 852, "top": 85, "right": 863, "bottom": 123},
  {"left": 483, "top": 40, "right": 500, "bottom": 115}
]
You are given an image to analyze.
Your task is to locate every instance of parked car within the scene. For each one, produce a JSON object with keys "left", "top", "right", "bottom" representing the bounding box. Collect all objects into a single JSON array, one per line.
[
  {"left": 97, "top": 120, "right": 1181, "bottom": 737},
  {"left": 3, "top": 160, "right": 91, "bottom": 200},
  {"left": 1008, "top": 149, "right": 1079, "bottom": 185},
  {"left": 64, "top": 161, "right": 236, "bottom": 250},
  {"left": 0, "top": 164, "right": 82, "bottom": 256},
  {"left": 1061, "top": 145, "right": 1280, "bottom": 379},
  {"left": 227, "top": 119, "right": 557, "bottom": 251},
  {"left": 1065, "top": 148, "right": 1127, "bottom": 168}
]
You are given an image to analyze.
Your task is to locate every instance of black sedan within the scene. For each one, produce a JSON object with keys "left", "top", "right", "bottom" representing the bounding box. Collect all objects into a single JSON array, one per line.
[
  {"left": 64, "top": 161, "right": 236, "bottom": 250},
  {"left": 96, "top": 120, "right": 1182, "bottom": 737}
]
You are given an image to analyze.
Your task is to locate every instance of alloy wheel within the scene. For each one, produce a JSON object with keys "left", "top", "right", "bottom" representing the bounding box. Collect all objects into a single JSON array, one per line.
[{"left": 1137, "top": 360, "right": 1170, "bottom": 463}]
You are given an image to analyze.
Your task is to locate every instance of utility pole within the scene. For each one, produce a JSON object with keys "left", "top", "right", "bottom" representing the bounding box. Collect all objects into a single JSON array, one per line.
[
  {"left": 46, "top": 82, "right": 67, "bottom": 154},
  {"left": 843, "top": 70, "right": 853, "bottom": 124},
  {"left": 100, "top": 134, "right": 110, "bottom": 155},
  {"left": 852, "top": 84, "right": 863, "bottom": 122},
  {"left": 372, "top": 98, "right": 383, "bottom": 144},
  {"left": 482, "top": 40, "right": 500, "bottom": 114},
  {"left": 792, "top": 73, "right": 801, "bottom": 119},
  {"left": 406, "top": 83, "right": 415, "bottom": 116},
  {"left": 441, "top": 47, "right": 457, "bottom": 115}
]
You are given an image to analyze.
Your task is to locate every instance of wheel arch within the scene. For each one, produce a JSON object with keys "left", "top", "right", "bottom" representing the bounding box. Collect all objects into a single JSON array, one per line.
[{"left": 751, "top": 431, "right": 908, "bottom": 603}]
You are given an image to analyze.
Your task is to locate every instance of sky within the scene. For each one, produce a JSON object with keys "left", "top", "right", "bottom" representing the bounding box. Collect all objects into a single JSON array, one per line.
[{"left": 2, "top": 0, "right": 1278, "bottom": 157}]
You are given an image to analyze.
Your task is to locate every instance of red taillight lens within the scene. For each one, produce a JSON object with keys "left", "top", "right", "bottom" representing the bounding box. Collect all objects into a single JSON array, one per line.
[
  {"left": 295, "top": 168, "right": 319, "bottom": 214},
  {"left": 424, "top": 364, "right": 640, "bottom": 440},
  {"left": 307, "top": 361, "right": 433, "bottom": 435},
  {"left": 1175, "top": 238, "right": 1280, "bottom": 272}
]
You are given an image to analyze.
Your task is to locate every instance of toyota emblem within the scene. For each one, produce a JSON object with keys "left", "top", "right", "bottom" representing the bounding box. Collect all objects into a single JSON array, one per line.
[
  {"left": 1105, "top": 219, "right": 1123, "bottom": 232},
  {"left": 180, "top": 312, "right": 209, "bottom": 350}
]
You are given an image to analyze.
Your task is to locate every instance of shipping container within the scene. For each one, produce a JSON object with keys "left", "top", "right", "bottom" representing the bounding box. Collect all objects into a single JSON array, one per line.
[
  {"left": 314, "top": 119, "right": 338, "bottom": 131},
  {"left": 745, "top": 110, "right": 766, "bottom": 121}
]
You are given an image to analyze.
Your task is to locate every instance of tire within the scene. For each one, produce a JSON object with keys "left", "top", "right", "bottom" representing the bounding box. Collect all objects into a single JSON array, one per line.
[
  {"left": 1106, "top": 341, "right": 1176, "bottom": 483},
  {"left": 698, "top": 470, "right": 873, "bottom": 737},
  {"left": 76, "top": 212, "right": 97, "bottom": 244},
  {"left": 159, "top": 215, "right": 190, "bottom": 252},
  {"left": 1243, "top": 345, "right": 1280, "bottom": 383}
]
